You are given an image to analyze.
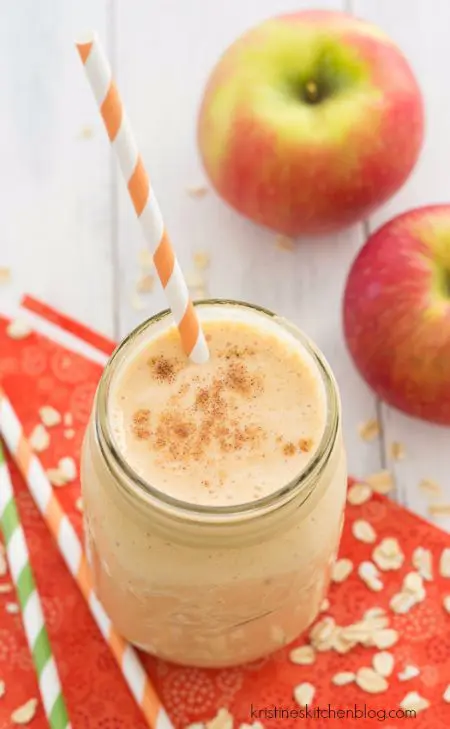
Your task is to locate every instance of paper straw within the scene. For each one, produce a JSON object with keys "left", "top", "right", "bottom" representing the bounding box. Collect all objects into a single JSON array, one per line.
[
  {"left": 75, "top": 31, "right": 209, "bottom": 366},
  {"left": 0, "top": 440, "right": 71, "bottom": 729},
  {"left": 0, "top": 388, "right": 173, "bottom": 729}
]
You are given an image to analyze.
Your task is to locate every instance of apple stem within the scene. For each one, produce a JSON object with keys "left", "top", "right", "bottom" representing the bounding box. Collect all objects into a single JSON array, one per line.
[{"left": 304, "top": 81, "right": 320, "bottom": 104}]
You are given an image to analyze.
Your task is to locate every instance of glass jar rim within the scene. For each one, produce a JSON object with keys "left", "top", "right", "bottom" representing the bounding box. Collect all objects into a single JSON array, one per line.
[{"left": 95, "top": 299, "right": 340, "bottom": 523}]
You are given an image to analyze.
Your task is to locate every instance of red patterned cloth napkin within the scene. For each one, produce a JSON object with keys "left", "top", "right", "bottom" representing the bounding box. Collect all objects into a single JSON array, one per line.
[{"left": 0, "top": 296, "right": 449, "bottom": 729}]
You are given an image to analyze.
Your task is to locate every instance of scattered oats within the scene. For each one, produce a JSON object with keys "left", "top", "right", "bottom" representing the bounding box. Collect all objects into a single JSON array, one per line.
[
  {"left": 0, "top": 267, "right": 11, "bottom": 285},
  {"left": 399, "top": 691, "right": 430, "bottom": 714},
  {"left": 443, "top": 595, "right": 450, "bottom": 614},
  {"left": 185, "top": 270, "right": 205, "bottom": 289},
  {"left": 356, "top": 667, "right": 388, "bottom": 694},
  {"left": 193, "top": 251, "right": 210, "bottom": 270},
  {"left": 332, "top": 671, "right": 355, "bottom": 686},
  {"left": 428, "top": 503, "right": 450, "bottom": 517},
  {"left": 77, "top": 125, "right": 94, "bottom": 139},
  {"left": 340, "top": 616, "right": 386, "bottom": 647},
  {"left": 185, "top": 184, "right": 208, "bottom": 198},
  {"left": 6, "top": 319, "right": 31, "bottom": 340},
  {"left": 412, "top": 547, "right": 433, "bottom": 581},
  {"left": 64, "top": 429, "right": 75, "bottom": 440},
  {"left": 136, "top": 273, "right": 155, "bottom": 294},
  {"left": 76, "top": 497, "right": 83, "bottom": 513},
  {"left": 38, "top": 406, "right": 61, "bottom": 428},
  {"left": 58, "top": 457, "right": 77, "bottom": 482},
  {"left": 379, "top": 537, "right": 403, "bottom": 558},
  {"left": 275, "top": 234, "right": 295, "bottom": 251},
  {"left": 320, "top": 597, "right": 330, "bottom": 612},
  {"left": 138, "top": 248, "right": 154, "bottom": 271},
  {"left": 318, "top": 628, "right": 341, "bottom": 652},
  {"left": 365, "top": 470, "right": 394, "bottom": 495},
  {"left": 309, "top": 617, "right": 335, "bottom": 644},
  {"left": 398, "top": 665, "right": 420, "bottom": 681},
  {"left": 373, "top": 538, "right": 404, "bottom": 571},
  {"left": 365, "top": 577, "right": 384, "bottom": 594},
  {"left": 0, "top": 680, "right": 4, "bottom": 697},
  {"left": 440, "top": 548, "right": 450, "bottom": 578},
  {"left": 293, "top": 682, "right": 315, "bottom": 707},
  {"left": 0, "top": 584, "right": 12, "bottom": 594},
  {"left": 0, "top": 551, "right": 6, "bottom": 578},
  {"left": 364, "top": 607, "right": 386, "bottom": 620},
  {"left": 307, "top": 611, "right": 394, "bottom": 656},
  {"left": 373, "top": 651, "right": 394, "bottom": 677},
  {"left": 131, "top": 292, "right": 147, "bottom": 311},
  {"left": 419, "top": 478, "right": 443, "bottom": 498},
  {"left": 352, "top": 519, "right": 376, "bottom": 544},
  {"left": 403, "top": 571, "right": 424, "bottom": 596},
  {"left": 29, "top": 424, "right": 50, "bottom": 453},
  {"left": 364, "top": 615, "right": 390, "bottom": 631},
  {"left": 46, "top": 468, "right": 67, "bottom": 487},
  {"left": 186, "top": 724, "right": 204, "bottom": 729},
  {"left": 289, "top": 645, "right": 316, "bottom": 665},
  {"left": 309, "top": 617, "right": 336, "bottom": 651},
  {"left": 390, "top": 592, "right": 417, "bottom": 615},
  {"left": 11, "top": 698, "right": 38, "bottom": 724},
  {"left": 372, "top": 629, "right": 398, "bottom": 650},
  {"left": 6, "top": 603, "right": 19, "bottom": 614},
  {"left": 339, "top": 622, "right": 371, "bottom": 645},
  {"left": 206, "top": 708, "right": 233, "bottom": 729},
  {"left": 63, "top": 412, "right": 73, "bottom": 427},
  {"left": 389, "top": 441, "right": 405, "bottom": 460},
  {"left": 331, "top": 558, "right": 353, "bottom": 583},
  {"left": 358, "top": 418, "right": 380, "bottom": 442},
  {"left": 338, "top": 625, "right": 368, "bottom": 648},
  {"left": 389, "top": 572, "right": 426, "bottom": 615},
  {"left": 332, "top": 632, "right": 356, "bottom": 655},
  {"left": 191, "top": 286, "right": 208, "bottom": 300},
  {"left": 347, "top": 482, "right": 372, "bottom": 506},
  {"left": 358, "top": 561, "right": 383, "bottom": 591},
  {"left": 443, "top": 685, "right": 450, "bottom": 703}
]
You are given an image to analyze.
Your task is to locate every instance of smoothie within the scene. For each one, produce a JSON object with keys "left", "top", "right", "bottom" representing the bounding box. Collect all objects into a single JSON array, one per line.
[
  {"left": 81, "top": 301, "right": 347, "bottom": 667},
  {"left": 110, "top": 320, "right": 326, "bottom": 506}
]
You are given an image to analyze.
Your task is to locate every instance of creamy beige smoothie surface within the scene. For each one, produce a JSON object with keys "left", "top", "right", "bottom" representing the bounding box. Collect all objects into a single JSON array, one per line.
[{"left": 110, "top": 320, "right": 326, "bottom": 506}]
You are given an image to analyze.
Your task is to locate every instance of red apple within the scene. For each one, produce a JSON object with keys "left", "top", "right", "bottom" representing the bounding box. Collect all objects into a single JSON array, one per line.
[
  {"left": 344, "top": 205, "right": 450, "bottom": 425},
  {"left": 197, "top": 10, "right": 424, "bottom": 236}
]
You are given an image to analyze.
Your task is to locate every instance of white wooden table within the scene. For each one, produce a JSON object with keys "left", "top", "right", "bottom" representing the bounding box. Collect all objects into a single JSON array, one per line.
[{"left": 1, "top": 0, "right": 449, "bottom": 528}]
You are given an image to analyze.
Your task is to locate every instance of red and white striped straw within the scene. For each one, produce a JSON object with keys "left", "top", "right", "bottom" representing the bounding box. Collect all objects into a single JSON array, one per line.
[
  {"left": 76, "top": 31, "right": 209, "bottom": 365},
  {"left": 0, "top": 387, "right": 173, "bottom": 729}
]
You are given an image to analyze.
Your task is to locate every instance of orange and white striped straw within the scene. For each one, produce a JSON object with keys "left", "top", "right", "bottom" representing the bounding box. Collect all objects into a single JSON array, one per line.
[
  {"left": 0, "top": 387, "right": 173, "bottom": 729},
  {"left": 76, "top": 31, "right": 209, "bottom": 365}
]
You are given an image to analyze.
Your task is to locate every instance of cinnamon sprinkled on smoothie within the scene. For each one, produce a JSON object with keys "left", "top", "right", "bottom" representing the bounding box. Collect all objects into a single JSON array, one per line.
[
  {"left": 299, "top": 438, "right": 313, "bottom": 453},
  {"left": 219, "top": 344, "right": 256, "bottom": 360},
  {"left": 116, "top": 319, "right": 325, "bottom": 506},
  {"left": 195, "top": 388, "right": 210, "bottom": 409},
  {"left": 283, "top": 442, "right": 296, "bottom": 456},
  {"left": 149, "top": 356, "right": 178, "bottom": 383},
  {"left": 131, "top": 359, "right": 266, "bottom": 462},
  {"left": 225, "top": 361, "right": 263, "bottom": 396},
  {"left": 132, "top": 409, "right": 151, "bottom": 439}
]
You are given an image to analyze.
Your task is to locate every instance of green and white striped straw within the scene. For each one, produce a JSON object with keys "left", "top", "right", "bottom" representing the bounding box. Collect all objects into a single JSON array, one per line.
[{"left": 0, "top": 440, "right": 71, "bottom": 729}]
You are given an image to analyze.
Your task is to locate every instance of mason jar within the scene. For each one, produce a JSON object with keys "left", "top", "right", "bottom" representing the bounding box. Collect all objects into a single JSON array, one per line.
[{"left": 81, "top": 300, "right": 347, "bottom": 668}]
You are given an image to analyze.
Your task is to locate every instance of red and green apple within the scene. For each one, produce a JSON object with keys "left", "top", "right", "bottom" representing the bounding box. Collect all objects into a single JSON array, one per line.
[
  {"left": 198, "top": 10, "right": 424, "bottom": 236},
  {"left": 344, "top": 205, "right": 450, "bottom": 425}
]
